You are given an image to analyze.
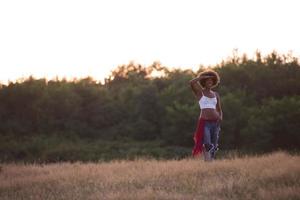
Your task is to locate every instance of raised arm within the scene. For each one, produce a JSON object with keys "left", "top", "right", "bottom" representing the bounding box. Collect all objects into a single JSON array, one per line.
[
  {"left": 190, "top": 74, "right": 216, "bottom": 99},
  {"left": 189, "top": 76, "right": 203, "bottom": 99}
]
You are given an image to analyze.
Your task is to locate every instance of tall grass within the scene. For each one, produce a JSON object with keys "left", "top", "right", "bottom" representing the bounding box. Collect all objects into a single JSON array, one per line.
[{"left": 0, "top": 151, "right": 299, "bottom": 200}]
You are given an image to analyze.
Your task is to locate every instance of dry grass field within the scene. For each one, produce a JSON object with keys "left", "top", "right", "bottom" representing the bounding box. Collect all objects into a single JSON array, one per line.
[{"left": 0, "top": 151, "right": 299, "bottom": 200}]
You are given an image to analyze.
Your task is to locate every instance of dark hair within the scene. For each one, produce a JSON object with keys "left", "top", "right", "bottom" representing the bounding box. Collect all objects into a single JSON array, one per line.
[{"left": 198, "top": 70, "right": 220, "bottom": 88}]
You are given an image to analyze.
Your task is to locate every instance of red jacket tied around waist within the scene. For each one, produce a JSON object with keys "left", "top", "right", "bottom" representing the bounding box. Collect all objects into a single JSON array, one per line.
[{"left": 192, "top": 117, "right": 205, "bottom": 156}]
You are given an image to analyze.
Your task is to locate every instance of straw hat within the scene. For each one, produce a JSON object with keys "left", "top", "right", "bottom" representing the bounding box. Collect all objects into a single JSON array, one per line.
[{"left": 198, "top": 69, "right": 220, "bottom": 88}]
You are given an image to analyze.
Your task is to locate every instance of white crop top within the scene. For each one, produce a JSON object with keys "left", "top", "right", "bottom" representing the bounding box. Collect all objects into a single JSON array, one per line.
[{"left": 199, "top": 92, "right": 217, "bottom": 109}]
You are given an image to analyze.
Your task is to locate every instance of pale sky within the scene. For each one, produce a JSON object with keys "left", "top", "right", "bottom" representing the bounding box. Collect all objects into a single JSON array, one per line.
[{"left": 0, "top": 0, "right": 299, "bottom": 84}]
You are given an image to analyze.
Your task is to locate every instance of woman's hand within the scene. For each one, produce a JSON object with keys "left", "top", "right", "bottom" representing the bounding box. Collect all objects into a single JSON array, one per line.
[
  {"left": 217, "top": 116, "right": 223, "bottom": 124},
  {"left": 199, "top": 75, "right": 214, "bottom": 79},
  {"left": 190, "top": 77, "right": 201, "bottom": 84}
]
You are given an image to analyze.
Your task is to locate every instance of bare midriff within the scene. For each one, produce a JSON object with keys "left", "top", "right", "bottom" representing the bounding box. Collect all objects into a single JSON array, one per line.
[{"left": 200, "top": 108, "right": 220, "bottom": 120}]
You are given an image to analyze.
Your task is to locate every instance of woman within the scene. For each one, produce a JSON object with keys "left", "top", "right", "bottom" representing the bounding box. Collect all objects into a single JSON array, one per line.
[{"left": 189, "top": 69, "right": 222, "bottom": 161}]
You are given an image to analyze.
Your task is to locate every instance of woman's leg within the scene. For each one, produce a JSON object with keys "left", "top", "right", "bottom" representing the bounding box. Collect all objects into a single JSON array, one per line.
[
  {"left": 203, "top": 123, "right": 213, "bottom": 151},
  {"left": 211, "top": 123, "right": 221, "bottom": 158},
  {"left": 203, "top": 122, "right": 214, "bottom": 161}
]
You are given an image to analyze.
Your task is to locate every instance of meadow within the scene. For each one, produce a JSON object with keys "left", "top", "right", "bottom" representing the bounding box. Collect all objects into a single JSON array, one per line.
[{"left": 0, "top": 151, "right": 299, "bottom": 200}]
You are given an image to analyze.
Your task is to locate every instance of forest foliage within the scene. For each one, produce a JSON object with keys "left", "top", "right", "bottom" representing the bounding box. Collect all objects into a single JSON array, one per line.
[{"left": 1, "top": 51, "right": 300, "bottom": 162}]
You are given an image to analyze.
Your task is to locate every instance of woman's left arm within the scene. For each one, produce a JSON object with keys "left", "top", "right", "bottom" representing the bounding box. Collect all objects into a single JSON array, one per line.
[{"left": 216, "top": 92, "right": 223, "bottom": 122}]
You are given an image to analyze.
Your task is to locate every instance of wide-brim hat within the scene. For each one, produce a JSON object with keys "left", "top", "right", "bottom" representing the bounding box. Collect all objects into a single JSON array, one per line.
[{"left": 198, "top": 69, "right": 220, "bottom": 88}]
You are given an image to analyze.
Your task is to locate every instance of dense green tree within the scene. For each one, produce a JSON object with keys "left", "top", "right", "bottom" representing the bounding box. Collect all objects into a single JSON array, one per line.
[{"left": 0, "top": 52, "right": 300, "bottom": 162}]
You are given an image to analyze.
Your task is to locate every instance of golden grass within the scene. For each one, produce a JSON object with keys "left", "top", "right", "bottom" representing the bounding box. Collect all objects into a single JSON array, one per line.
[{"left": 0, "top": 151, "right": 299, "bottom": 200}]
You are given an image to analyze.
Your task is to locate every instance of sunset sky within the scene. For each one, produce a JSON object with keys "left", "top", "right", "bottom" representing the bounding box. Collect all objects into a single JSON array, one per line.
[{"left": 0, "top": 0, "right": 299, "bottom": 84}]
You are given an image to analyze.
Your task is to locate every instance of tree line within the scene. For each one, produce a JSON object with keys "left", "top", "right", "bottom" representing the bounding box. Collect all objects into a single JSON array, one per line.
[{"left": 0, "top": 51, "right": 300, "bottom": 162}]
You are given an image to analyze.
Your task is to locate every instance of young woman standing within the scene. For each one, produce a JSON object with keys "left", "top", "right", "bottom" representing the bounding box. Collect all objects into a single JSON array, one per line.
[{"left": 189, "top": 69, "right": 222, "bottom": 161}]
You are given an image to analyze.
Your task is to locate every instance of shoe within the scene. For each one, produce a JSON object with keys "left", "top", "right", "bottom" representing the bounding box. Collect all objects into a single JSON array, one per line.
[
  {"left": 204, "top": 144, "right": 214, "bottom": 162},
  {"left": 204, "top": 150, "right": 212, "bottom": 161},
  {"left": 211, "top": 146, "right": 219, "bottom": 159}
]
